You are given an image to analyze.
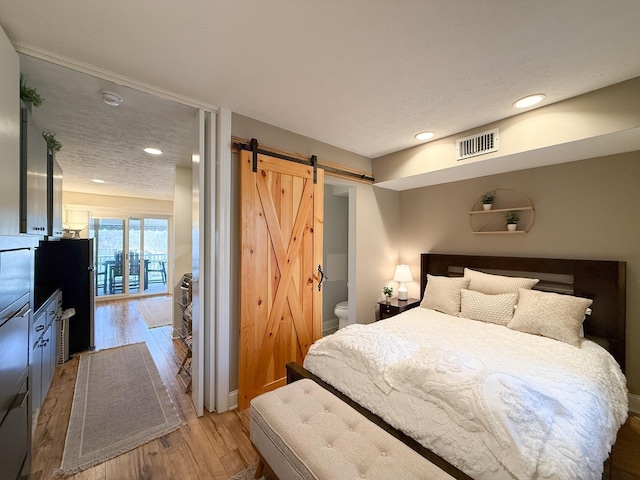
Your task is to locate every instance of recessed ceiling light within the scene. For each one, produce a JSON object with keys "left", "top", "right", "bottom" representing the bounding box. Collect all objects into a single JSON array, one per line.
[
  {"left": 91, "top": 179, "right": 105, "bottom": 184},
  {"left": 513, "top": 94, "right": 545, "bottom": 109},
  {"left": 414, "top": 131, "right": 435, "bottom": 141},
  {"left": 143, "top": 147, "right": 163, "bottom": 155},
  {"left": 100, "top": 90, "right": 123, "bottom": 107}
]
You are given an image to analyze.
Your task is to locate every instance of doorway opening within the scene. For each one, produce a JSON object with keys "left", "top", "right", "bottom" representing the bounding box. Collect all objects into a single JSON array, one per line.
[
  {"left": 91, "top": 216, "right": 169, "bottom": 298},
  {"left": 322, "top": 182, "right": 355, "bottom": 336}
]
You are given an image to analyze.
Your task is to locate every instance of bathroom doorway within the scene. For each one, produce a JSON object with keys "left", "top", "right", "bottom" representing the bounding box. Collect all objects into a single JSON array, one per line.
[{"left": 322, "top": 182, "right": 353, "bottom": 335}]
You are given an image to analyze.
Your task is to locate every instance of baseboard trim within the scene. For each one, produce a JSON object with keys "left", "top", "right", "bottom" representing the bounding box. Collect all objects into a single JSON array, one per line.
[
  {"left": 323, "top": 318, "right": 339, "bottom": 337},
  {"left": 228, "top": 389, "right": 238, "bottom": 411}
]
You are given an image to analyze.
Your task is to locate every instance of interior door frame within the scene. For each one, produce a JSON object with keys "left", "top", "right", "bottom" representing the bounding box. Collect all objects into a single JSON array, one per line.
[
  {"left": 16, "top": 49, "right": 233, "bottom": 415},
  {"left": 193, "top": 106, "right": 232, "bottom": 416}
]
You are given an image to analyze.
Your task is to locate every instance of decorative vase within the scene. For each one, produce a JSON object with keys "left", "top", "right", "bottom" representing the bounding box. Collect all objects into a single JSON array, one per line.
[
  {"left": 385, "top": 297, "right": 391, "bottom": 304},
  {"left": 483, "top": 203, "right": 492, "bottom": 211},
  {"left": 507, "top": 223, "right": 517, "bottom": 231}
]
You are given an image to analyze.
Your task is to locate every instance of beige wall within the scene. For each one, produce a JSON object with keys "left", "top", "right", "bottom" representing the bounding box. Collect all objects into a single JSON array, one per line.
[
  {"left": 397, "top": 153, "right": 640, "bottom": 394},
  {"left": 173, "top": 166, "right": 192, "bottom": 332},
  {"left": 63, "top": 191, "right": 173, "bottom": 217},
  {"left": 374, "top": 77, "right": 640, "bottom": 190}
]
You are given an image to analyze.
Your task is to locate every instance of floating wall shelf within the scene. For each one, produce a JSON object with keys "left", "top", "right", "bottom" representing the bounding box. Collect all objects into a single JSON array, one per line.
[{"left": 468, "top": 187, "right": 535, "bottom": 234}]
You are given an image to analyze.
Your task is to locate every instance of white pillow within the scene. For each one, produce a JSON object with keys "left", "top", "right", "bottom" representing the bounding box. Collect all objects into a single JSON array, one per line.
[
  {"left": 420, "top": 275, "right": 470, "bottom": 316},
  {"left": 507, "top": 288, "right": 593, "bottom": 346},
  {"left": 460, "top": 289, "right": 517, "bottom": 326},
  {"left": 464, "top": 268, "right": 539, "bottom": 295}
]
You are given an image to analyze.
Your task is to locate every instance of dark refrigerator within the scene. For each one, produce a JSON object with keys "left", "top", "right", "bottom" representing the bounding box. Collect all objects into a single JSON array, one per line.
[{"left": 35, "top": 238, "right": 95, "bottom": 356}]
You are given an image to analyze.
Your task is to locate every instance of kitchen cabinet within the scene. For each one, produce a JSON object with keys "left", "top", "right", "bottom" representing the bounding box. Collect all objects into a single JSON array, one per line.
[
  {"left": 0, "top": 244, "right": 33, "bottom": 480},
  {"left": 48, "top": 151, "right": 63, "bottom": 237},
  {"left": 0, "top": 375, "right": 28, "bottom": 480},
  {"left": 30, "top": 290, "right": 61, "bottom": 426},
  {"left": 20, "top": 103, "right": 48, "bottom": 236},
  {"left": 0, "top": 25, "right": 21, "bottom": 235}
]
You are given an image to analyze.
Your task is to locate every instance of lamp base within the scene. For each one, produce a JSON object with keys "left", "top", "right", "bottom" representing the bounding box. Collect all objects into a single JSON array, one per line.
[
  {"left": 63, "top": 229, "right": 82, "bottom": 239},
  {"left": 397, "top": 282, "right": 408, "bottom": 300}
]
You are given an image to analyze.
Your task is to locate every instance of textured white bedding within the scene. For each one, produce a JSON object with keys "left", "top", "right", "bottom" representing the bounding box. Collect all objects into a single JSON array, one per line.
[{"left": 303, "top": 307, "right": 628, "bottom": 480}]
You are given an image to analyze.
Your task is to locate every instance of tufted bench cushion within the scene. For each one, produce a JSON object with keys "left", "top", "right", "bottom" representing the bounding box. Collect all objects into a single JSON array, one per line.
[{"left": 250, "top": 379, "right": 454, "bottom": 480}]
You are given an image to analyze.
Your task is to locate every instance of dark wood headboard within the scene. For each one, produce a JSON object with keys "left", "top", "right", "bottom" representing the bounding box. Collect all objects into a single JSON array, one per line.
[{"left": 420, "top": 253, "right": 627, "bottom": 371}]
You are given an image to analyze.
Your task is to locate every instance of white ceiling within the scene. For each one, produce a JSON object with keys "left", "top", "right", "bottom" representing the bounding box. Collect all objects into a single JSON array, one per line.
[
  {"left": 19, "top": 56, "right": 197, "bottom": 201},
  {"left": 3, "top": 1, "right": 640, "bottom": 199}
]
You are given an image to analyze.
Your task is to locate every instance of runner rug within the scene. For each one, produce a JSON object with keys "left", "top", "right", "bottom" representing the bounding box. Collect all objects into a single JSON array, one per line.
[
  {"left": 55, "top": 343, "right": 182, "bottom": 477},
  {"left": 136, "top": 296, "right": 173, "bottom": 329}
]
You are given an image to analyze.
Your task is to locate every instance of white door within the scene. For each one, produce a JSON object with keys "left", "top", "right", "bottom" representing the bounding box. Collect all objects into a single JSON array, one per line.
[{"left": 191, "top": 108, "right": 218, "bottom": 416}]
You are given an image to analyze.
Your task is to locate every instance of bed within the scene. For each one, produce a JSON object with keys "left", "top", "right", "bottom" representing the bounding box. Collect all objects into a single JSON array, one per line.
[{"left": 288, "top": 253, "right": 628, "bottom": 480}]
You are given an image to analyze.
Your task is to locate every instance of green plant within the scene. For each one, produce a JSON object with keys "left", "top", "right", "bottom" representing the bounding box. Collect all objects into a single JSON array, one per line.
[
  {"left": 481, "top": 191, "right": 496, "bottom": 204},
  {"left": 382, "top": 285, "right": 393, "bottom": 298},
  {"left": 42, "top": 131, "right": 62, "bottom": 153},
  {"left": 20, "top": 75, "right": 44, "bottom": 107},
  {"left": 505, "top": 211, "right": 519, "bottom": 224}
]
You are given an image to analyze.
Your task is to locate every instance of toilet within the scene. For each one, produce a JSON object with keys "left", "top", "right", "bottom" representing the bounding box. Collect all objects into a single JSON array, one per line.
[{"left": 334, "top": 301, "right": 349, "bottom": 329}]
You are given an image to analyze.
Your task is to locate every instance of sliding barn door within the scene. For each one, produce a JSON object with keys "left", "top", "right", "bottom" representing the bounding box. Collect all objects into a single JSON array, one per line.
[{"left": 239, "top": 150, "right": 324, "bottom": 409}]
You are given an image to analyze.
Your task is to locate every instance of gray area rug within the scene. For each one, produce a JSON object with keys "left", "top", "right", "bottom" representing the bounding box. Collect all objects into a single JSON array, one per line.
[
  {"left": 136, "top": 297, "right": 173, "bottom": 329},
  {"left": 55, "top": 343, "right": 182, "bottom": 477}
]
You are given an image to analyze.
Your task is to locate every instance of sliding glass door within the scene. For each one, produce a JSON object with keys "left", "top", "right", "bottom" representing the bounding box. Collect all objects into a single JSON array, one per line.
[
  {"left": 91, "top": 217, "right": 169, "bottom": 298},
  {"left": 140, "top": 218, "right": 169, "bottom": 294}
]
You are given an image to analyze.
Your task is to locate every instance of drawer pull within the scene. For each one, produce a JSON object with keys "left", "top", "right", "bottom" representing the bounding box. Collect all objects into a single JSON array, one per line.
[
  {"left": 17, "top": 304, "right": 31, "bottom": 318},
  {"left": 35, "top": 325, "right": 45, "bottom": 332},
  {"left": 10, "top": 391, "right": 28, "bottom": 410}
]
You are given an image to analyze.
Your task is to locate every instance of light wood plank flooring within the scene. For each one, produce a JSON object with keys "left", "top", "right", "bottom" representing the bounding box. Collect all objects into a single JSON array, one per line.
[
  {"left": 30, "top": 298, "right": 257, "bottom": 480},
  {"left": 31, "top": 298, "right": 640, "bottom": 479}
]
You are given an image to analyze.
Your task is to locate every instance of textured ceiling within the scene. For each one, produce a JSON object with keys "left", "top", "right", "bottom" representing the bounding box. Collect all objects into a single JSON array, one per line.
[
  {"left": 20, "top": 56, "right": 197, "bottom": 201},
  {"left": 3, "top": 1, "right": 640, "bottom": 199}
]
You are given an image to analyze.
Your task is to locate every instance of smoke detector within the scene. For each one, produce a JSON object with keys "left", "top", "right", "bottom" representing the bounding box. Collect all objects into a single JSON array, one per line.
[{"left": 100, "top": 90, "right": 123, "bottom": 107}]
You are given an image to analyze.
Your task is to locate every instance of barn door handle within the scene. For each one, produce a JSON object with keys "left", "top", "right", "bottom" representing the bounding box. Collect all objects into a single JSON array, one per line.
[{"left": 317, "top": 265, "right": 326, "bottom": 291}]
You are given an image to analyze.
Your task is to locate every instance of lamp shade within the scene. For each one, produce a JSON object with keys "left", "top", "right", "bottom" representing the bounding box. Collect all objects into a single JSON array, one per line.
[
  {"left": 393, "top": 264, "right": 413, "bottom": 282},
  {"left": 65, "top": 209, "right": 89, "bottom": 230}
]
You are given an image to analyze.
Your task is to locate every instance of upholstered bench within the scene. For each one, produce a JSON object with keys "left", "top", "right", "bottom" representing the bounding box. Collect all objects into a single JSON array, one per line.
[{"left": 249, "top": 378, "right": 455, "bottom": 480}]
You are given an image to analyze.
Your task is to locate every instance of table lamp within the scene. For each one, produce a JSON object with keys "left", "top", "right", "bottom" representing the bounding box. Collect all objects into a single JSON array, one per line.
[
  {"left": 394, "top": 264, "right": 413, "bottom": 301},
  {"left": 64, "top": 209, "right": 89, "bottom": 238}
]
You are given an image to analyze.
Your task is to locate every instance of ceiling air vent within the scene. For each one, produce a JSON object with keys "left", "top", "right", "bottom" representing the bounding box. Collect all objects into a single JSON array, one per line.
[{"left": 456, "top": 128, "right": 499, "bottom": 160}]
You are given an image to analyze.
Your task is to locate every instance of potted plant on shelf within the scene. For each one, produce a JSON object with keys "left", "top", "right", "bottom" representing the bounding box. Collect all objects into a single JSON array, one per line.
[
  {"left": 20, "top": 75, "right": 44, "bottom": 109},
  {"left": 505, "top": 211, "right": 519, "bottom": 231},
  {"left": 42, "top": 131, "right": 62, "bottom": 153},
  {"left": 481, "top": 191, "right": 496, "bottom": 210},
  {"left": 382, "top": 285, "right": 393, "bottom": 303}
]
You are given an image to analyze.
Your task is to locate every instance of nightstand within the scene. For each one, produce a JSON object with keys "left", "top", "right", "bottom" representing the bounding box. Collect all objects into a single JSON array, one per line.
[{"left": 377, "top": 298, "right": 420, "bottom": 320}]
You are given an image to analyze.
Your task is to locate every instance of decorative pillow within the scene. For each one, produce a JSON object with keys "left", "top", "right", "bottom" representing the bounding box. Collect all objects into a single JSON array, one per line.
[
  {"left": 464, "top": 268, "right": 539, "bottom": 295},
  {"left": 459, "top": 289, "right": 517, "bottom": 326},
  {"left": 420, "top": 275, "right": 470, "bottom": 316},
  {"left": 507, "top": 288, "right": 593, "bottom": 346}
]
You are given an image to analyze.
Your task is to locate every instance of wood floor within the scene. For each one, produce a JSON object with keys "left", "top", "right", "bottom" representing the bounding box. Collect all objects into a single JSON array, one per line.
[
  {"left": 30, "top": 298, "right": 640, "bottom": 480},
  {"left": 30, "top": 298, "right": 258, "bottom": 480}
]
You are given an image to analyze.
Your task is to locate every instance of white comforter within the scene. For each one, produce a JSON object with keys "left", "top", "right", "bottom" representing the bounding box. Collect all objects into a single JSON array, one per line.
[{"left": 304, "top": 307, "right": 628, "bottom": 480}]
